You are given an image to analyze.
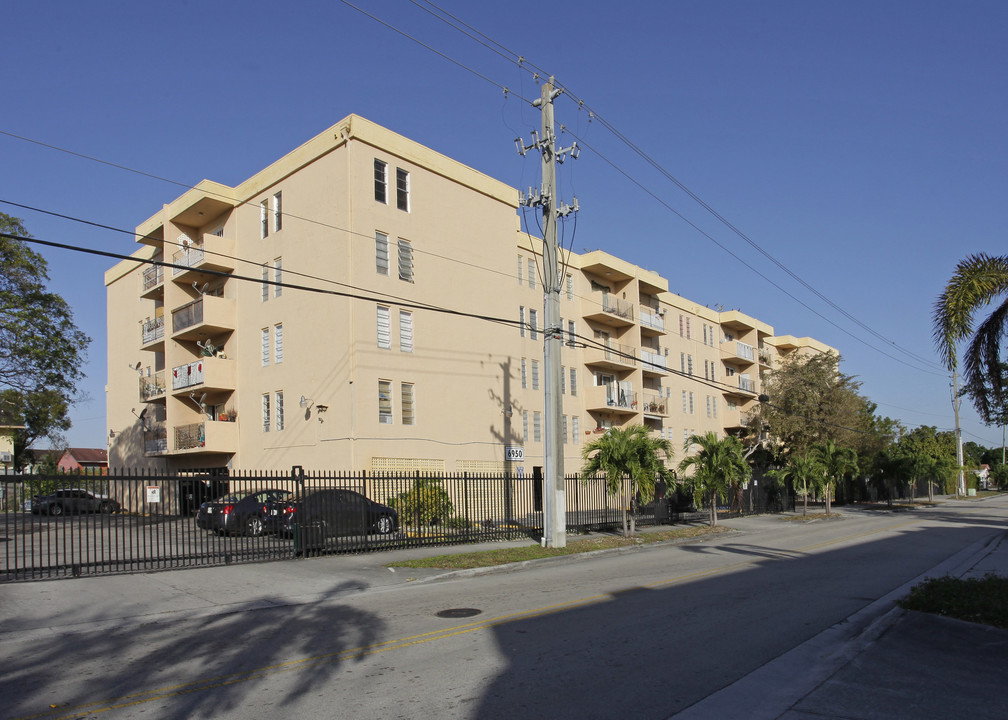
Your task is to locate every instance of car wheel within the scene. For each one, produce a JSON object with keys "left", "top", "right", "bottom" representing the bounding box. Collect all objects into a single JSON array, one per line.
[
  {"left": 99, "top": 501, "right": 115, "bottom": 514},
  {"left": 376, "top": 514, "right": 394, "bottom": 535},
  {"left": 49, "top": 504, "right": 64, "bottom": 517},
  {"left": 246, "top": 515, "right": 264, "bottom": 537}
]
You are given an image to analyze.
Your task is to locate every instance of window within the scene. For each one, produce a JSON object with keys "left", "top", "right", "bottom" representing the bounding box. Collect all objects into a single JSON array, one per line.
[
  {"left": 272, "top": 192, "right": 282, "bottom": 232},
  {"left": 260, "top": 200, "right": 269, "bottom": 239},
  {"left": 399, "top": 310, "right": 413, "bottom": 352},
  {"left": 533, "top": 411, "right": 542, "bottom": 442},
  {"left": 685, "top": 318, "right": 691, "bottom": 339},
  {"left": 572, "top": 416, "right": 580, "bottom": 444},
  {"left": 398, "top": 239, "right": 414, "bottom": 282},
  {"left": 682, "top": 390, "right": 688, "bottom": 414},
  {"left": 273, "top": 258, "right": 282, "bottom": 297},
  {"left": 562, "top": 415, "right": 568, "bottom": 444},
  {"left": 531, "top": 360, "right": 540, "bottom": 390},
  {"left": 680, "top": 353, "right": 686, "bottom": 374},
  {"left": 529, "top": 309, "right": 539, "bottom": 340},
  {"left": 570, "top": 367, "right": 577, "bottom": 396},
  {"left": 687, "top": 355, "right": 693, "bottom": 376},
  {"left": 520, "top": 358, "right": 527, "bottom": 389},
  {"left": 262, "top": 393, "right": 270, "bottom": 432},
  {"left": 689, "top": 392, "right": 695, "bottom": 414},
  {"left": 527, "top": 258, "right": 536, "bottom": 289},
  {"left": 276, "top": 391, "right": 284, "bottom": 431},
  {"left": 706, "top": 396, "right": 712, "bottom": 418},
  {"left": 401, "top": 383, "right": 415, "bottom": 425},
  {"left": 376, "top": 232, "right": 390, "bottom": 275},
  {"left": 396, "top": 168, "right": 410, "bottom": 211},
  {"left": 377, "top": 306, "right": 391, "bottom": 349},
  {"left": 378, "top": 380, "right": 392, "bottom": 424},
  {"left": 522, "top": 410, "right": 529, "bottom": 442},
  {"left": 518, "top": 255, "right": 523, "bottom": 285},
  {"left": 261, "top": 265, "right": 269, "bottom": 302},
  {"left": 274, "top": 323, "right": 283, "bottom": 363},
  {"left": 679, "top": 315, "right": 684, "bottom": 337},
  {"left": 519, "top": 307, "right": 526, "bottom": 338},
  {"left": 261, "top": 328, "right": 270, "bottom": 366},
  {"left": 566, "top": 275, "right": 574, "bottom": 301},
  {"left": 712, "top": 396, "right": 718, "bottom": 418},
  {"left": 374, "top": 159, "right": 387, "bottom": 203},
  {"left": 561, "top": 365, "right": 566, "bottom": 394},
  {"left": 567, "top": 320, "right": 576, "bottom": 346}
]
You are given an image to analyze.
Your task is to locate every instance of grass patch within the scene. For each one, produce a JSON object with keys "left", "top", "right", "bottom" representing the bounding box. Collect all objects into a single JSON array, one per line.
[
  {"left": 898, "top": 573, "right": 1008, "bottom": 630},
  {"left": 386, "top": 525, "right": 728, "bottom": 570}
]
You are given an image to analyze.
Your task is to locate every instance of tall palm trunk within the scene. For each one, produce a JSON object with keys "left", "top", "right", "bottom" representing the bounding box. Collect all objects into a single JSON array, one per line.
[{"left": 709, "top": 490, "right": 718, "bottom": 527}]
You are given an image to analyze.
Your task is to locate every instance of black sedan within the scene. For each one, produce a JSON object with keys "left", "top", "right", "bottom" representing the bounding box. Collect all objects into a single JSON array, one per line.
[
  {"left": 277, "top": 489, "right": 399, "bottom": 545},
  {"left": 196, "top": 489, "right": 291, "bottom": 537},
  {"left": 31, "top": 489, "right": 120, "bottom": 516}
]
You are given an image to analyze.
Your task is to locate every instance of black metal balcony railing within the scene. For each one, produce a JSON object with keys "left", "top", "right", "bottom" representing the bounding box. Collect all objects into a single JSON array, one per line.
[{"left": 142, "top": 265, "right": 163, "bottom": 292}]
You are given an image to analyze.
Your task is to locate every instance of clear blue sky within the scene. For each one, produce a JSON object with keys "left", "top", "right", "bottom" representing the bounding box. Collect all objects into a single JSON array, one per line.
[{"left": 3, "top": 1, "right": 1005, "bottom": 453}]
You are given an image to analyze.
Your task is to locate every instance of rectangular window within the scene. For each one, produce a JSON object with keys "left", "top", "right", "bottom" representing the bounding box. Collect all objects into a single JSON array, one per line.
[
  {"left": 527, "top": 258, "right": 536, "bottom": 290},
  {"left": 572, "top": 416, "right": 580, "bottom": 445},
  {"left": 401, "top": 383, "right": 415, "bottom": 425},
  {"left": 533, "top": 411, "right": 542, "bottom": 443},
  {"left": 531, "top": 360, "right": 540, "bottom": 390},
  {"left": 276, "top": 391, "right": 284, "bottom": 431},
  {"left": 376, "top": 232, "right": 390, "bottom": 275},
  {"left": 682, "top": 390, "right": 688, "bottom": 414},
  {"left": 377, "top": 305, "right": 391, "bottom": 349},
  {"left": 274, "top": 323, "right": 283, "bottom": 364},
  {"left": 521, "top": 358, "right": 527, "bottom": 389},
  {"left": 262, "top": 393, "right": 270, "bottom": 432},
  {"left": 374, "top": 159, "right": 387, "bottom": 203},
  {"left": 680, "top": 353, "right": 686, "bottom": 374},
  {"left": 687, "top": 355, "right": 693, "bottom": 376},
  {"left": 562, "top": 415, "right": 568, "bottom": 444},
  {"left": 261, "top": 328, "right": 270, "bottom": 366},
  {"left": 570, "top": 367, "right": 577, "bottom": 396},
  {"left": 260, "top": 199, "right": 269, "bottom": 239},
  {"left": 706, "top": 396, "right": 712, "bottom": 418},
  {"left": 712, "top": 396, "right": 718, "bottom": 418},
  {"left": 272, "top": 192, "right": 282, "bottom": 232},
  {"left": 561, "top": 365, "right": 566, "bottom": 394},
  {"left": 398, "top": 239, "right": 414, "bottom": 282},
  {"left": 567, "top": 320, "right": 576, "bottom": 346},
  {"left": 686, "top": 318, "right": 691, "bottom": 339},
  {"left": 399, "top": 310, "right": 413, "bottom": 352},
  {"left": 396, "top": 168, "right": 410, "bottom": 211},
  {"left": 518, "top": 255, "right": 523, "bottom": 285},
  {"left": 522, "top": 410, "right": 529, "bottom": 442},
  {"left": 529, "top": 309, "right": 538, "bottom": 340},
  {"left": 378, "top": 380, "right": 393, "bottom": 424},
  {"left": 261, "top": 264, "right": 269, "bottom": 302},
  {"left": 273, "top": 258, "right": 282, "bottom": 297},
  {"left": 679, "top": 315, "right": 684, "bottom": 337},
  {"left": 519, "top": 306, "right": 526, "bottom": 338},
  {"left": 689, "top": 392, "right": 695, "bottom": 415},
  {"left": 567, "top": 275, "right": 574, "bottom": 301}
]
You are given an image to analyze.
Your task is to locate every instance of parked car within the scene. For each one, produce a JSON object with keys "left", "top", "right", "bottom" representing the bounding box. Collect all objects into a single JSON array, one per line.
[
  {"left": 31, "top": 489, "right": 119, "bottom": 516},
  {"left": 196, "top": 489, "right": 292, "bottom": 537},
  {"left": 277, "top": 489, "right": 399, "bottom": 545}
]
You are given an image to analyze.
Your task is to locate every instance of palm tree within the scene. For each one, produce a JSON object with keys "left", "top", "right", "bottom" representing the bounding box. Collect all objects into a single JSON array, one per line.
[
  {"left": 769, "top": 452, "right": 825, "bottom": 518},
  {"left": 933, "top": 253, "right": 1008, "bottom": 423},
  {"left": 812, "top": 440, "right": 858, "bottom": 515},
  {"left": 581, "top": 424, "right": 674, "bottom": 537},
  {"left": 677, "top": 432, "right": 750, "bottom": 527}
]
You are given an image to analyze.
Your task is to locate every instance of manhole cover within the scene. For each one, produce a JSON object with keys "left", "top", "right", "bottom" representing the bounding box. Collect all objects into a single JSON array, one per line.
[{"left": 436, "top": 608, "right": 482, "bottom": 618}]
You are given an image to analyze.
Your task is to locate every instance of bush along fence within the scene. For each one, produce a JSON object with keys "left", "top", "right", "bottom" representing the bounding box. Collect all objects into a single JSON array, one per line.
[{"left": 1, "top": 467, "right": 790, "bottom": 582}]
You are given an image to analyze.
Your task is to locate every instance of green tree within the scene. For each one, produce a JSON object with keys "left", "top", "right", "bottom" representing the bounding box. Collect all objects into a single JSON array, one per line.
[
  {"left": 0, "top": 214, "right": 91, "bottom": 468},
  {"left": 677, "top": 432, "right": 750, "bottom": 527},
  {"left": 580, "top": 424, "right": 674, "bottom": 537},
  {"left": 812, "top": 440, "right": 858, "bottom": 515},
  {"left": 768, "top": 451, "right": 825, "bottom": 518},
  {"left": 932, "top": 253, "right": 1008, "bottom": 423}
]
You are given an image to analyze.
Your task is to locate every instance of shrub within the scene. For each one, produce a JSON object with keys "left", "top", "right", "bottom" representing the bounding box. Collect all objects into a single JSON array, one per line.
[{"left": 390, "top": 477, "right": 454, "bottom": 526}]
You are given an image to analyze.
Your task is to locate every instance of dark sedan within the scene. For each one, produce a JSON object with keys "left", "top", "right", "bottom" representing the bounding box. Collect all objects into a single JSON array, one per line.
[
  {"left": 31, "top": 489, "right": 119, "bottom": 516},
  {"left": 277, "top": 488, "right": 399, "bottom": 546},
  {"left": 196, "top": 489, "right": 292, "bottom": 537}
]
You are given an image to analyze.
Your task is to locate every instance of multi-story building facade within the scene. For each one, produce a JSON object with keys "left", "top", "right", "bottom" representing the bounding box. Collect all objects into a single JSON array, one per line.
[{"left": 105, "top": 115, "right": 834, "bottom": 476}]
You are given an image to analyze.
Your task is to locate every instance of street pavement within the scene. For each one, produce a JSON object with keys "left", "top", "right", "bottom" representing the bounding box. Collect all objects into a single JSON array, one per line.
[{"left": 1, "top": 496, "right": 1006, "bottom": 719}]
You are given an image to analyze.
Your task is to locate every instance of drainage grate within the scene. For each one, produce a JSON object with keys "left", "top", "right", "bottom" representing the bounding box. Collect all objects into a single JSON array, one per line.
[{"left": 436, "top": 608, "right": 482, "bottom": 618}]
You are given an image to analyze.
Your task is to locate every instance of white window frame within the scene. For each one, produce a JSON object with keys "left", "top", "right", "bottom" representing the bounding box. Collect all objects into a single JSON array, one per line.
[
  {"left": 378, "top": 380, "right": 393, "bottom": 424},
  {"left": 272, "top": 192, "right": 282, "bottom": 232},
  {"left": 376, "top": 231, "right": 390, "bottom": 275},
  {"left": 398, "top": 238, "right": 414, "bottom": 282},
  {"left": 533, "top": 411, "right": 542, "bottom": 443},
  {"left": 401, "top": 382, "right": 415, "bottom": 425},
  {"left": 374, "top": 159, "right": 388, "bottom": 204},
  {"left": 262, "top": 393, "right": 270, "bottom": 433},
  {"left": 377, "top": 305, "right": 391, "bottom": 349},
  {"left": 274, "top": 323, "right": 283, "bottom": 364},
  {"left": 399, "top": 310, "right": 414, "bottom": 353},
  {"left": 532, "top": 359, "right": 540, "bottom": 390},
  {"left": 572, "top": 416, "right": 580, "bottom": 445},
  {"left": 273, "top": 257, "right": 282, "bottom": 298},
  {"left": 396, "top": 168, "right": 410, "bottom": 212},
  {"left": 529, "top": 309, "right": 538, "bottom": 340},
  {"left": 260, "top": 199, "right": 269, "bottom": 239},
  {"left": 521, "top": 358, "right": 527, "bottom": 389},
  {"left": 276, "top": 391, "right": 284, "bottom": 431},
  {"left": 261, "top": 328, "right": 270, "bottom": 367},
  {"left": 261, "top": 264, "right": 269, "bottom": 303}
]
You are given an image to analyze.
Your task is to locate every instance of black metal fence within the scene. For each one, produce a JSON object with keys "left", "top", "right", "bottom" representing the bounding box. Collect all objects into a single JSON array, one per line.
[{"left": 1, "top": 468, "right": 783, "bottom": 582}]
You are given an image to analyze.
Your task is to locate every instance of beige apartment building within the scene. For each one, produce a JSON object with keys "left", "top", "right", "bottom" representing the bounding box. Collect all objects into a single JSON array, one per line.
[{"left": 105, "top": 115, "right": 834, "bottom": 477}]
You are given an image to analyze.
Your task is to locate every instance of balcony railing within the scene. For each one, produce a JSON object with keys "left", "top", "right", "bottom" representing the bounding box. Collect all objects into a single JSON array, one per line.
[
  {"left": 172, "top": 246, "right": 206, "bottom": 276},
  {"left": 144, "top": 422, "right": 168, "bottom": 455},
  {"left": 171, "top": 360, "right": 205, "bottom": 391},
  {"left": 142, "top": 265, "right": 163, "bottom": 293},
  {"left": 139, "top": 372, "right": 166, "bottom": 401},
  {"left": 640, "top": 308, "right": 665, "bottom": 332},
  {"left": 601, "top": 295, "right": 634, "bottom": 322},
  {"left": 175, "top": 422, "right": 206, "bottom": 450},
  {"left": 141, "top": 316, "right": 165, "bottom": 345},
  {"left": 739, "top": 377, "right": 755, "bottom": 393},
  {"left": 641, "top": 392, "right": 668, "bottom": 415},
  {"left": 640, "top": 349, "right": 667, "bottom": 372},
  {"left": 736, "top": 342, "right": 756, "bottom": 362}
]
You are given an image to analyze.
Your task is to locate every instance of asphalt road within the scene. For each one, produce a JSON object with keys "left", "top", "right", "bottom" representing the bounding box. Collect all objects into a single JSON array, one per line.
[{"left": 2, "top": 499, "right": 1005, "bottom": 720}]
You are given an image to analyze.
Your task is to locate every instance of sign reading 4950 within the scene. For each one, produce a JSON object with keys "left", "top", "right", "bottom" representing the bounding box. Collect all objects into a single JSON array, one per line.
[{"left": 505, "top": 446, "right": 524, "bottom": 462}]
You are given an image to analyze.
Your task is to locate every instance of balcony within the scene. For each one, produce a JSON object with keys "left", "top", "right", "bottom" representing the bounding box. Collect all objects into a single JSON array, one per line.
[
  {"left": 641, "top": 392, "right": 668, "bottom": 417},
  {"left": 140, "top": 264, "right": 164, "bottom": 299},
  {"left": 583, "top": 294, "right": 635, "bottom": 328},
  {"left": 140, "top": 316, "right": 165, "bottom": 348},
  {"left": 723, "top": 376, "right": 757, "bottom": 399},
  {"left": 583, "top": 342, "right": 637, "bottom": 371},
  {"left": 639, "top": 307, "right": 666, "bottom": 335},
  {"left": 585, "top": 384, "right": 638, "bottom": 415},
  {"left": 170, "top": 355, "right": 235, "bottom": 394},
  {"left": 144, "top": 422, "right": 168, "bottom": 456},
  {"left": 139, "top": 372, "right": 166, "bottom": 402},
  {"left": 171, "top": 296, "right": 235, "bottom": 341},
  {"left": 174, "top": 419, "right": 238, "bottom": 454},
  {"left": 723, "top": 340, "right": 757, "bottom": 368},
  {"left": 171, "top": 233, "right": 236, "bottom": 282},
  {"left": 640, "top": 349, "right": 668, "bottom": 375}
]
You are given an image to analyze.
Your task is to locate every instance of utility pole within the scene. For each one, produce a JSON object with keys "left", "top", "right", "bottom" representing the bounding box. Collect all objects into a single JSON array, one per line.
[
  {"left": 952, "top": 370, "right": 965, "bottom": 496},
  {"left": 516, "top": 76, "right": 579, "bottom": 547}
]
